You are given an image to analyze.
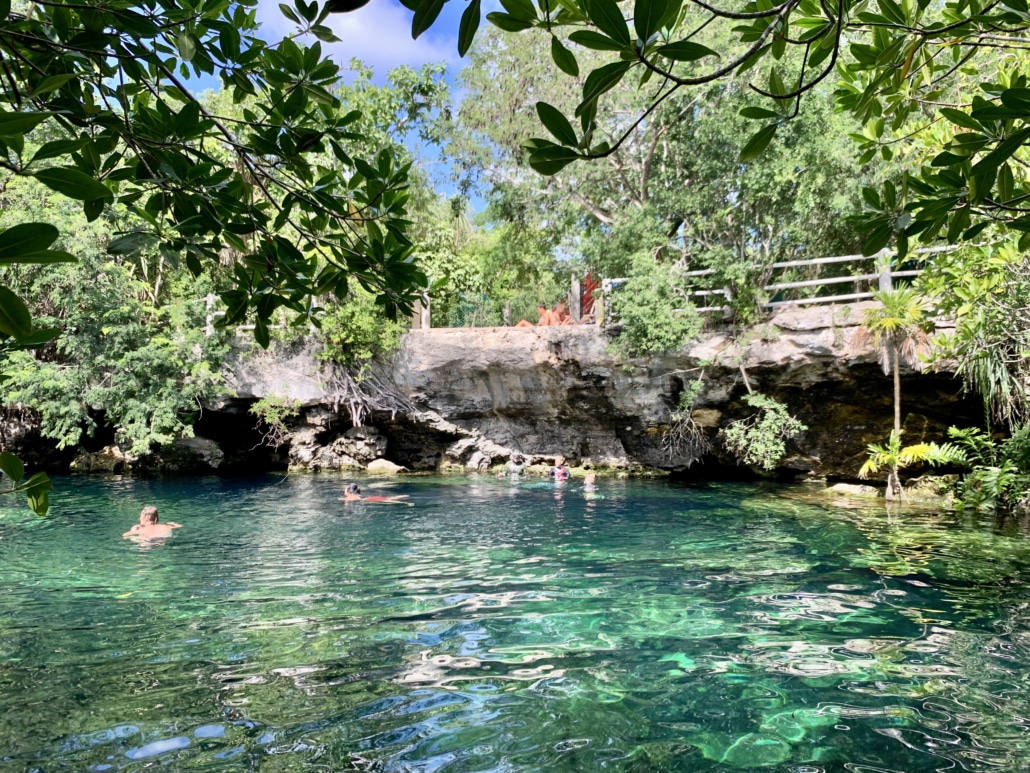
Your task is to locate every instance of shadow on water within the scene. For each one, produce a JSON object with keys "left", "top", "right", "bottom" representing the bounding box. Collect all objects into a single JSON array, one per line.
[{"left": 2, "top": 474, "right": 1030, "bottom": 770}]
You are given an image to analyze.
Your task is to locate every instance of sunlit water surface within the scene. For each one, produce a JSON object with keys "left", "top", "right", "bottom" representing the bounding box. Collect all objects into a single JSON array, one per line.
[{"left": 2, "top": 475, "right": 1030, "bottom": 771}]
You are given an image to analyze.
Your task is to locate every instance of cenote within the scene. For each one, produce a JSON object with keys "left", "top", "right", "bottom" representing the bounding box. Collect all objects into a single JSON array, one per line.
[{"left": 3, "top": 475, "right": 1030, "bottom": 771}]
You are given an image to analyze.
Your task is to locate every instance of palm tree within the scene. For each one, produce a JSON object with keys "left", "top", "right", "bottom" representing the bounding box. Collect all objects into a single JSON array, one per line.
[
  {"left": 851, "top": 287, "right": 933, "bottom": 435},
  {"left": 858, "top": 429, "right": 962, "bottom": 498}
]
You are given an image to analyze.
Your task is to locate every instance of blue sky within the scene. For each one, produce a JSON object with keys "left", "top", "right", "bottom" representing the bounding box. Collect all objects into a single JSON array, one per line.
[{"left": 255, "top": 0, "right": 469, "bottom": 79}]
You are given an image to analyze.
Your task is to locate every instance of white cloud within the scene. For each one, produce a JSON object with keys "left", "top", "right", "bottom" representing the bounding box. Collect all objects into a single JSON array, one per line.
[{"left": 257, "top": 0, "right": 459, "bottom": 77}]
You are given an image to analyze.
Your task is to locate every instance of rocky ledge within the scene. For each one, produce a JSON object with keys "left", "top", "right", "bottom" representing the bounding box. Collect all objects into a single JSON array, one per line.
[
  {"left": 386, "top": 304, "right": 977, "bottom": 480},
  {"left": 5, "top": 304, "right": 981, "bottom": 485}
]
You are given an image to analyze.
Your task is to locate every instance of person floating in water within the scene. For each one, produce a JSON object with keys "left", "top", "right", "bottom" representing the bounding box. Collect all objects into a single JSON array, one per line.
[
  {"left": 340, "top": 483, "right": 413, "bottom": 505},
  {"left": 498, "top": 452, "right": 526, "bottom": 479},
  {"left": 583, "top": 472, "right": 604, "bottom": 500},
  {"left": 549, "top": 456, "right": 571, "bottom": 482},
  {"left": 123, "top": 506, "right": 181, "bottom": 541}
]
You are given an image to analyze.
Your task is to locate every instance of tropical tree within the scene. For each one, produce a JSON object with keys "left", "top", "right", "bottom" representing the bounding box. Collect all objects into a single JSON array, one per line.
[
  {"left": 399, "top": 0, "right": 1030, "bottom": 267},
  {"left": 851, "top": 287, "right": 933, "bottom": 436}
]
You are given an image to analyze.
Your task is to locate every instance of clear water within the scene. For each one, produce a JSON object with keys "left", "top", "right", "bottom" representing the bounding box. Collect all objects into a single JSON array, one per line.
[{"left": 2, "top": 475, "right": 1030, "bottom": 771}]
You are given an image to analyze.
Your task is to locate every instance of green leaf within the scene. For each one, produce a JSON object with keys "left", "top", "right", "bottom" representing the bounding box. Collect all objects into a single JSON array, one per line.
[
  {"left": 0, "top": 250, "right": 76, "bottom": 266},
  {"left": 177, "top": 31, "right": 196, "bottom": 62},
  {"left": 971, "top": 127, "right": 1030, "bottom": 178},
  {"left": 108, "top": 232, "right": 159, "bottom": 255},
  {"left": 254, "top": 316, "right": 271, "bottom": 348},
  {"left": 536, "top": 101, "right": 578, "bottom": 146},
  {"left": 739, "top": 123, "right": 778, "bottom": 162},
  {"left": 529, "top": 145, "right": 580, "bottom": 175},
  {"left": 998, "top": 161, "right": 1014, "bottom": 202},
  {"left": 0, "top": 451, "right": 24, "bottom": 484},
  {"left": 585, "top": 0, "right": 631, "bottom": 46},
  {"left": 634, "top": 0, "right": 668, "bottom": 41},
  {"left": 939, "top": 107, "right": 981, "bottom": 131},
  {"left": 656, "top": 40, "right": 719, "bottom": 61},
  {"left": 279, "top": 3, "right": 300, "bottom": 22},
  {"left": 0, "top": 110, "right": 53, "bottom": 137},
  {"left": 28, "top": 73, "right": 77, "bottom": 97},
  {"left": 413, "top": 0, "right": 447, "bottom": 38},
  {"left": 13, "top": 327, "right": 60, "bottom": 346},
  {"left": 0, "top": 285, "right": 32, "bottom": 338},
  {"left": 739, "top": 106, "right": 779, "bottom": 119},
  {"left": 499, "top": 0, "right": 537, "bottom": 21},
  {"left": 34, "top": 167, "right": 113, "bottom": 202},
  {"left": 23, "top": 473, "right": 51, "bottom": 517},
  {"left": 568, "top": 30, "right": 626, "bottom": 51},
  {"left": 458, "top": 0, "right": 481, "bottom": 57},
  {"left": 0, "top": 223, "right": 58, "bottom": 258},
  {"left": 486, "top": 11, "right": 534, "bottom": 31},
  {"left": 551, "top": 35, "right": 579, "bottom": 76},
  {"left": 30, "top": 138, "right": 90, "bottom": 163},
  {"left": 83, "top": 198, "right": 105, "bottom": 222},
  {"left": 582, "top": 61, "right": 632, "bottom": 103}
]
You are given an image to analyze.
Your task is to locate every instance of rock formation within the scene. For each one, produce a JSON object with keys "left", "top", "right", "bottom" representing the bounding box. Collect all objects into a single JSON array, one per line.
[{"left": 3, "top": 304, "right": 982, "bottom": 483}]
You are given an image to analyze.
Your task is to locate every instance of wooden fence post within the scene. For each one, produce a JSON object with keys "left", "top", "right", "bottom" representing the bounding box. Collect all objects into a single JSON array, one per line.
[
  {"left": 420, "top": 292, "right": 431, "bottom": 330},
  {"left": 878, "top": 250, "right": 893, "bottom": 292},
  {"left": 204, "top": 294, "right": 215, "bottom": 336},
  {"left": 571, "top": 272, "right": 581, "bottom": 321}
]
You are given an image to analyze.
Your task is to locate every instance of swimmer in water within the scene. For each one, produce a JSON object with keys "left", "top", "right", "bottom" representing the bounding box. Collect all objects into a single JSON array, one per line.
[
  {"left": 498, "top": 452, "right": 526, "bottom": 480},
  {"left": 549, "top": 456, "right": 571, "bottom": 482},
  {"left": 583, "top": 473, "right": 604, "bottom": 500},
  {"left": 340, "top": 483, "right": 413, "bottom": 506},
  {"left": 123, "top": 506, "right": 181, "bottom": 541}
]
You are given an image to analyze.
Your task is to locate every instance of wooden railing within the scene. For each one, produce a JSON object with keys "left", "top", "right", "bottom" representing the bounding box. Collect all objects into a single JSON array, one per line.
[
  {"left": 202, "top": 247, "right": 954, "bottom": 333},
  {"left": 601, "top": 246, "right": 953, "bottom": 319}
]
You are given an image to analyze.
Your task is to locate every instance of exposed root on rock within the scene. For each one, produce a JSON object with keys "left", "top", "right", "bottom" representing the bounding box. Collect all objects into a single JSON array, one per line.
[{"left": 326, "top": 366, "right": 414, "bottom": 427}]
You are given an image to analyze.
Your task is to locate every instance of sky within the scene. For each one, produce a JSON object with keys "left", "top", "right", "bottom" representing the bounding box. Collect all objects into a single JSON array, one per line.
[{"left": 255, "top": 0, "right": 469, "bottom": 80}]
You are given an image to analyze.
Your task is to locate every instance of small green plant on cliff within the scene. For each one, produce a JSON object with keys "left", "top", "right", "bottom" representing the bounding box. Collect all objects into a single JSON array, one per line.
[
  {"left": 317, "top": 287, "right": 409, "bottom": 377},
  {"left": 858, "top": 429, "right": 961, "bottom": 499},
  {"left": 250, "top": 396, "right": 302, "bottom": 449},
  {"left": 610, "top": 262, "right": 704, "bottom": 357},
  {"left": 662, "top": 375, "right": 709, "bottom": 465},
  {"left": 722, "top": 393, "right": 806, "bottom": 471}
]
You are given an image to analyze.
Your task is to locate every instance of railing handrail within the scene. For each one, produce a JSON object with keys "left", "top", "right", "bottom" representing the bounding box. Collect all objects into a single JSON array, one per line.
[{"left": 599, "top": 245, "right": 964, "bottom": 321}]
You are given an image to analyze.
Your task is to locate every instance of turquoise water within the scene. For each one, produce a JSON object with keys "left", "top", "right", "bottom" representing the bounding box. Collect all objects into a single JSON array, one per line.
[{"left": 2, "top": 475, "right": 1030, "bottom": 771}]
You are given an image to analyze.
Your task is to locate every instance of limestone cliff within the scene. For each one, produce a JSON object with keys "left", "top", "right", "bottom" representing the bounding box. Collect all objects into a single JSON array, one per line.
[
  {"left": 9, "top": 304, "right": 980, "bottom": 481},
  {"left": 383, "top": 303, "right": 977, "bottom": 479}
]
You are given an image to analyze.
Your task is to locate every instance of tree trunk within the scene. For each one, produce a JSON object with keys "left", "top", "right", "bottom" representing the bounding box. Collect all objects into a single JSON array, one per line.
[{"left": 892, "top": 340, "right": 901, "bottom": 435}]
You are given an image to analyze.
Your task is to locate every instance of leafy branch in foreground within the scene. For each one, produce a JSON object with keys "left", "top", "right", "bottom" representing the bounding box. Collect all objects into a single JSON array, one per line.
[
  {"left": 0, "top": 451, "right": 50, "bottom": 516},
  {"left": 402, "top": 0, "right": 1030, "bottom": 261},
  {"left": 0, "top": 0, "right": 427, "bottom": 354}
]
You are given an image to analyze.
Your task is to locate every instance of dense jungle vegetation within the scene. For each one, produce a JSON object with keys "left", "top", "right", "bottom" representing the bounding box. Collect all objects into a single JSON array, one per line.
[{"left": 2, "top": 0, "right": 1030, "bottom": 515}]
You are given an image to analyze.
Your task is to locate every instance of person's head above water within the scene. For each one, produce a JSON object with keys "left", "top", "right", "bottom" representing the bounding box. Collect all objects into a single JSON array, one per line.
[
  {"left": 139, "top": 505, "right": 159, "bottom": 525},
  {"left": 511, "top": 452, "right": 524, "bottom": 464},
  {"left": 555, "top": 455, "right": 566, "bottom": 466},
  {"left": 345, "top": 483, "right": 361, "bottom": 495}
]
